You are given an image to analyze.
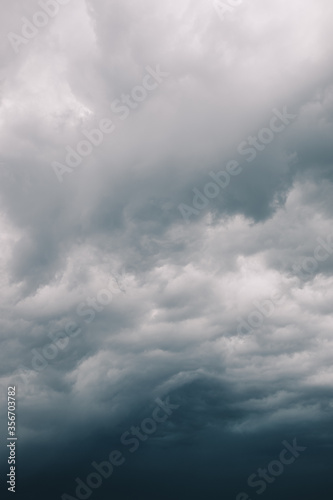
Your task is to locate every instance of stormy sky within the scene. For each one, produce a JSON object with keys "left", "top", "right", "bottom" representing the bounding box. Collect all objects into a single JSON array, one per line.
[{"left": 0, "top": 0, "right": 333, "bottom": 498}]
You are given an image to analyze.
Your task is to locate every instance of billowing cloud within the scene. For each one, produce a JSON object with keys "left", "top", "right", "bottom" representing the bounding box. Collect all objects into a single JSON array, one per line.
[{"left": 0, "top": 1, "right": 332, "bottom": 499}]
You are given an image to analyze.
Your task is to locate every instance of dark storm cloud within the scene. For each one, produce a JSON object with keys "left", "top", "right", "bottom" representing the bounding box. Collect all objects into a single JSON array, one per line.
[{"left": 0, "top": 0, "right": 333, "bottom": 499}]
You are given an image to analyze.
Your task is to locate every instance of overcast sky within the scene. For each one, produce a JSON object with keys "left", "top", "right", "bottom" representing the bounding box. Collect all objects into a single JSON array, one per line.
[{"left": 1, "top": 1, "right": 333, "bottom": 499}]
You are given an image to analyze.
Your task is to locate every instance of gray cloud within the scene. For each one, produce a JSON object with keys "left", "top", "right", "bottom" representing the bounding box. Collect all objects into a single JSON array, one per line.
[{"left": 0, "top": 1, "right": 333, "bottom": 498}]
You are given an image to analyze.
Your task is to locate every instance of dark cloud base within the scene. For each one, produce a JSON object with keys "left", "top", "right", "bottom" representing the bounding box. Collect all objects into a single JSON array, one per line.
[{"left": 1, "top": 0, "right": 333, "bottom": 499}]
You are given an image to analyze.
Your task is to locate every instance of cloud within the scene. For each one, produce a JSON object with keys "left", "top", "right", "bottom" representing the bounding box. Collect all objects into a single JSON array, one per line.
[{"left": 0, "top": 1, "right": 332, "bottom": 498}]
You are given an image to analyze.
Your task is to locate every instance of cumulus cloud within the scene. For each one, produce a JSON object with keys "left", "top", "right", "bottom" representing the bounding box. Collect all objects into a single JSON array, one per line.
[{"left": 0, "top": 1, "right": 332, "bottom": 499}]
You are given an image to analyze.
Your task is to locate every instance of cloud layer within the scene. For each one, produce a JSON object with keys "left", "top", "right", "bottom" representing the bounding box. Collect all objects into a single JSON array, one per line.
[{"left": 0, "top": 1, "right": 333, "bottom": 498}]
